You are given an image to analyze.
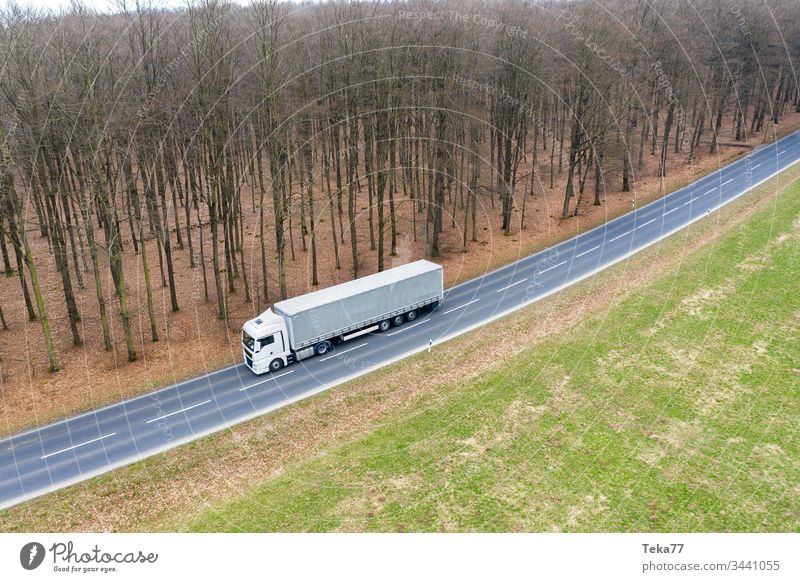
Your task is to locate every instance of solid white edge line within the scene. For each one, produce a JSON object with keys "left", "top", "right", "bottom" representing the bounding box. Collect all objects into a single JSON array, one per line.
[
  {"left": 443, "top": 299, "right": 480, "bottom": 315},
  {"left": 496, "top": 279, "right": 528, "bottom": 292},
  {"left": 386, "top": 318, "right": 430, "bottom": 336},
  {"left": 4, "top": 146, "right": 799, "bottom": 510},
  {"left": 319, "top": 342, "right": 368, "bottom": 362},
  {"left": 40, "top": 433, "right": 117, "bottom": 460},
  {"left": 239, "top": 370, "right": 295, "bottom": 391},
  {"left": 145, "top": 400, "right": 212, "bottom": 424},
  {"left": 575, "top": 245, "right": 600, "bottom": 258}
]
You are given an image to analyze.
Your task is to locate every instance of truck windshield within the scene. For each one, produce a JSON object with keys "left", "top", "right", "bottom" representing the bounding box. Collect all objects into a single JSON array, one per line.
[{"left": 242, "top": 330, "right": 255, "bottom": 351}]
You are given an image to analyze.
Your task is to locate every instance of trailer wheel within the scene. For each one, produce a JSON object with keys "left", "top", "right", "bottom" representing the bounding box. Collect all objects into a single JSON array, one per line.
[
  {"left": 315, "top": 341, "right": 332, "bottom": 356},
  {"left": 392, "top": 315, "right": 404, "bottom": 327},
  {"left": 406, "top": 309, "right": 418, "bottom": 322},
  {"left": 269, "top": 358, "right": 284, "bottom": 372},
  {"left": 378, "top": 320, "right": 391, "bottom": 332},
  {"left": 429, "top": 301, "right": 439, "bottom": 312}
]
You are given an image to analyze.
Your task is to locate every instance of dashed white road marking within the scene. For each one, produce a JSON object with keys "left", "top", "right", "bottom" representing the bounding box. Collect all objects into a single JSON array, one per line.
[
  {"left": 752, "top": 163, "right": 762, "bottom": 169},
  {"left": 443, "top": 299, "right": 480, "bottom": 315},
  {"left": 40, "top": 433, "right": 117, "bottom": 459},
  {"left": 239, "top": 370, "right": 295, "bottom": 391},
  {"left": 684, "top": 198, "right": 696, "bottom": 206},
  {"left": 320, "top": 343, "right": 369, "bottom": 362},
  {"left": 608, "top": 231, "right": 631, "bottom": 243},
  {"left": 496, "top": 279, "right": 528, "bottom": 292},
  {"left": 637, "top": 218, "right": 656, "bottom": 229},
  {"left": 575, "top": 245, "right": 600, "bottom": 258},
  {"left": 146, "top": 400, "right": 212, "bottom": 423},
  {"left": 538, "top": 260, "right": 567, "bottom": 273},
  {"left": 387, "top": 318, "right": 430, "bottom": 336},
  {"left": 779, "top": 150, "right": 787, "bottom": 155},
  {"left": 721, "top": 178, "right": 734, "bottom": 186},
  {"left": 664, "top": 206, "right": 679, "bottom": 216},
  {"left": 703, "top": 188, "right": 716, "bottom": 195}
]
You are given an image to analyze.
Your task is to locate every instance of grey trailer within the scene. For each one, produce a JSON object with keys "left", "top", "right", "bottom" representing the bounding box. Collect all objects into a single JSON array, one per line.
[{"left": 274, "top": 260, "right": 443, "bottom": 351}]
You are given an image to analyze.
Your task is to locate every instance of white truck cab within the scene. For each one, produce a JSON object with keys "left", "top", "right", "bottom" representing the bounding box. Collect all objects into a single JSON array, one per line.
[{"left": 242, "top": 309, "right": 290, "bottom": 374}]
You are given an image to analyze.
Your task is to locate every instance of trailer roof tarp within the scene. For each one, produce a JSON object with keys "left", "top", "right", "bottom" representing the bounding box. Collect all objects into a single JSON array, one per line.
[{"left": 273, "top": 260, "right": 441, "bottom": 316}]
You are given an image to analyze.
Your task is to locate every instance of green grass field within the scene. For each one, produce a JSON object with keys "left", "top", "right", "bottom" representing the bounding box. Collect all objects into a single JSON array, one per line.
[{"left": 187, "top": 179, "right": 800, "bottom": 533}]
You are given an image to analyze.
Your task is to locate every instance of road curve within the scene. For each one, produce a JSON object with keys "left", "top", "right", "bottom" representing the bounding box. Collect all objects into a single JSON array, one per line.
[{"left": 1, "top": 131, "right": 799, "bottom": 510}]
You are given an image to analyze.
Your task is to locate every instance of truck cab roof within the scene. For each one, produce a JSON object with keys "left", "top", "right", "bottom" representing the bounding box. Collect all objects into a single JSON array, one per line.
[{"left": 242, "top": 308, "right": 284, "bottom": 339}]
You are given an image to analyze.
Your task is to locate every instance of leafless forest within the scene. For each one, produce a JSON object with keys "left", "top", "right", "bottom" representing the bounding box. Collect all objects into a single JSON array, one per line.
[{"left": 1, "top": 0, "right": 799, "bottom": 376}]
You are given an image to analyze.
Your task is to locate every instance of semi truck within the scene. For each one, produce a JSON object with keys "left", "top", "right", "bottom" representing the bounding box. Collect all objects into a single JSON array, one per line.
[{"left": 242, "top": 260, "right": 444, "bottom": 374}]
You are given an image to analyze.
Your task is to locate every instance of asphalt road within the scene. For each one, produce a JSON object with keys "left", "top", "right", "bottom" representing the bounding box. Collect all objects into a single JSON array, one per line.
[{"left": 1, "top": 131, "right": 799, "bottom": 510}]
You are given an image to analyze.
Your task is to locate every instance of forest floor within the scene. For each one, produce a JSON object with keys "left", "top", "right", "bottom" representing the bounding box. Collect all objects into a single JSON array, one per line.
[
  {"left": 1, "top": 154, "right": 798, "bottom": 532},
  {"left": 1, "top": 113, "right": 800, "bottom": 439}
]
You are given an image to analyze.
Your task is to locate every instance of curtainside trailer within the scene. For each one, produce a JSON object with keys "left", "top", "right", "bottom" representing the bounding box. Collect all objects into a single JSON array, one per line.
[{"left": 242, "top": 260, "right": 443, "bottom": 374}]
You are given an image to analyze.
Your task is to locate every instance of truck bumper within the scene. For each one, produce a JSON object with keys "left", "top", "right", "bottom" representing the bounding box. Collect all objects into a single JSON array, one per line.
[{"left": 243, "top": 350, "right": 267, "bottom": 375}]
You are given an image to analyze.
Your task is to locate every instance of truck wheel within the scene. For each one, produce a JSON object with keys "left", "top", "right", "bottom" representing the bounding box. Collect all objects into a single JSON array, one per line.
[
  {"left": 315, "top": 341, "right": 331, "bottom": 356},
  {"left": 392, "top": 315, "right": 404, "bottom": 327},
  {"left": 378, "top": 320, "right": 391, "bottom": 332},
  {"left": 269, "top": 358, "right": 284, "bottom": 372},
  {"left": 406, "top": 310, "right": 418, "bottom": 322}
]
